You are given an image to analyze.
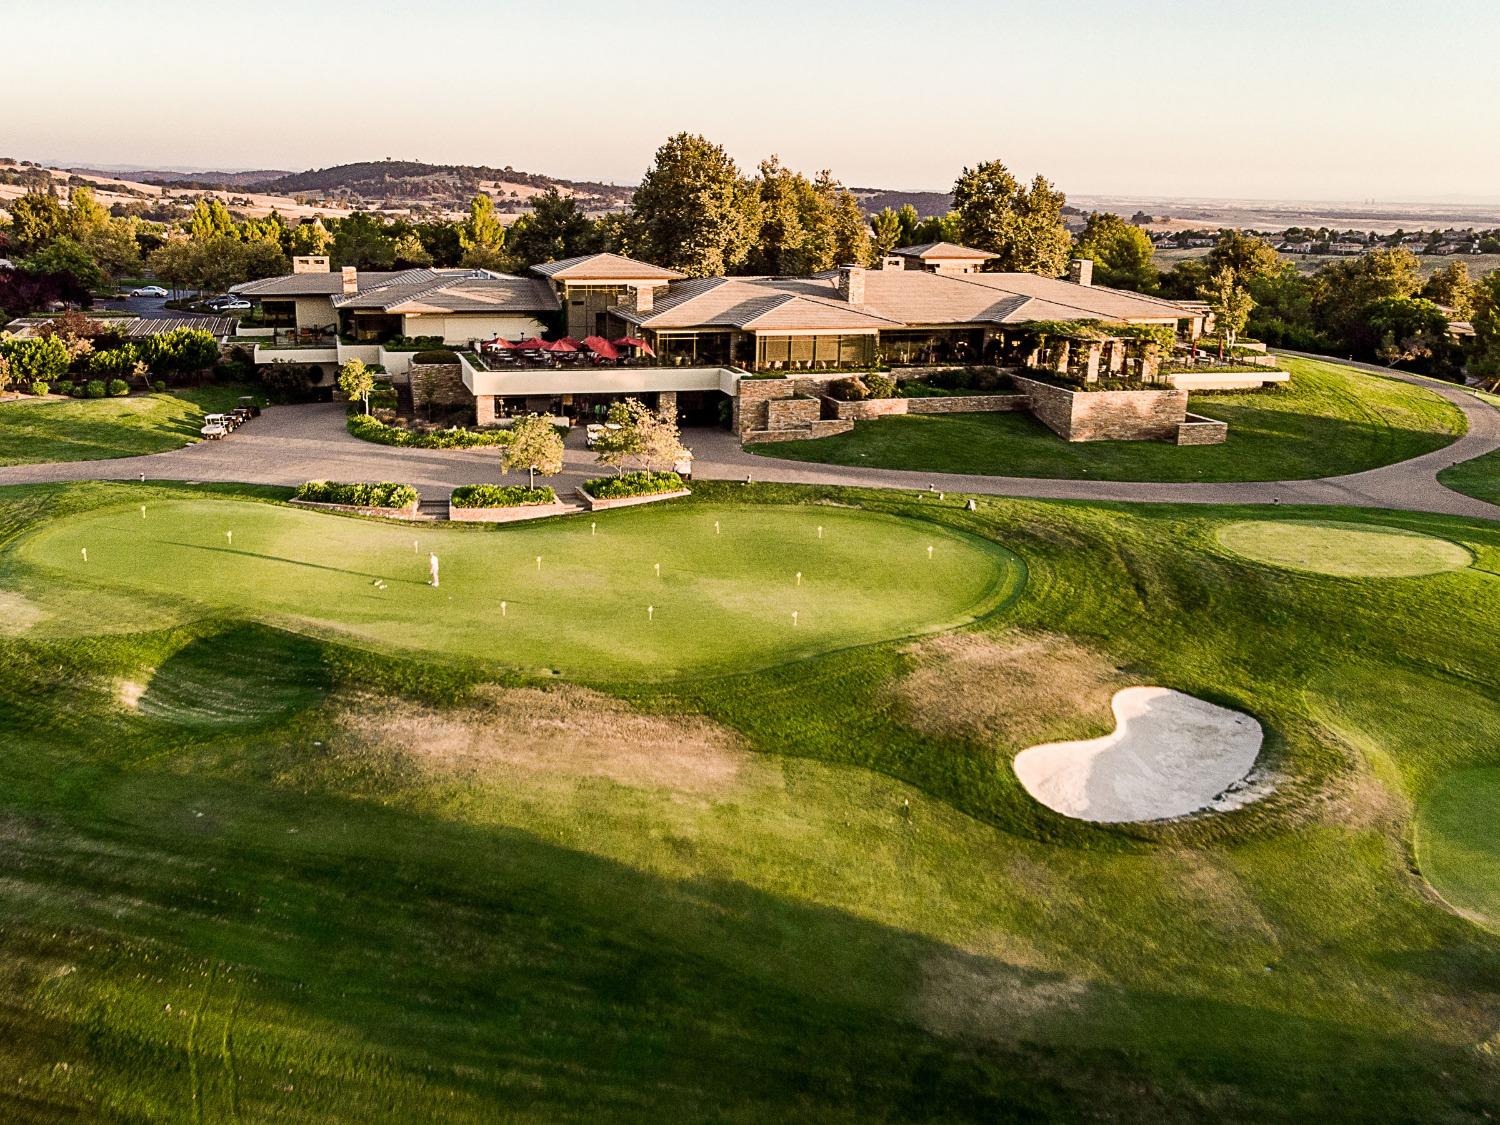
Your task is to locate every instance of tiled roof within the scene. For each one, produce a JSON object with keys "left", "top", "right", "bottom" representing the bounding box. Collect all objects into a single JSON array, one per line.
[
  {"left": 531, "top": 253, "right": 685, "bottom": 281},
  {"left": 613, "top": 277, "right": 900, "bottom": 332},
  {"left": 229, "top": 271, "right": 408, "bottom": 296},
  {"left": 233, "top": 267, "right": 557, "bottom": 315},
  {"left": 890, "top": 242, "right": 997, "bottom": 261}
]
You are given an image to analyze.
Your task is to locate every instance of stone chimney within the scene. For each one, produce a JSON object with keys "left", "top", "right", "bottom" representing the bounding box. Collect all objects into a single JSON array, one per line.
[
  {"left": 837, "top": 265, "right": 866, "bottom": 304},
  {"left": 630, "top": 284, "right": 655, "bottom": 315},
  {"left": 1068, "top": 258, "right": 1094, "bottom": 287},
  {"left": 880, "top": 255, "right": 903, "bottom": 271},
  {"left": 292, "top": 255, "right": 330, "bottom": 274},
  {"left": 341, "top": 266, "right": 358, "bottom": 296}
]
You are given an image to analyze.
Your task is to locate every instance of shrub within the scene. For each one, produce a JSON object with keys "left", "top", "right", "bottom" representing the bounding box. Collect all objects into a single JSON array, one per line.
[
  {"left": 152, "top": 380, "right": 167, "bottom": 392},
  {"left": 137, "top": 327, "right": 219, "bottom": 380},
  {"left": 53, "top": 379, "right": 75, "bottom": 396},
  {"left": 346, "top": 413, "right": 511, "bottom": 449},
  {"left": 86, "top": 343, "right": 141, "bottom": 380},
  {"left": 0, "top": 335, "right": 71, "bottom": 383},
  {"left": 107, "top": 378, "right": 129, "bottom": 396},
  {"left": 29, "top": 380, "right": 49, "bottom": 396},
  {"left": 412, "top": 349, "right": 460, "bottom": 365},
  {"left": 450, "top": 484, "right": 557, "bottom": 508},
  {"left": 292, "top": 480, "right": 418, "bottom": 509},
  {"left": 583, "top": 470, "right": 685, "bottom": 500},
  {"left": 826, "top": 376, "right": 870, "bottom": 401},
  {"left": 379, "top": 335, "right": 445, "bottom": 352},
  {"left": 865, "top": 372, "right": 897, "bottom": 399},
  {"left": 84, "top": 379, "right": 107, "bottom": 399}
]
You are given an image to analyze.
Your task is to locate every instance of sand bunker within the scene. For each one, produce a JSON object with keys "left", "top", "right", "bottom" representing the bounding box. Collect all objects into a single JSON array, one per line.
[
  {"left": 0, "top": 590, "right": 43, "bottom": 635},
  {"left": 1013, "top": 687, "right": 1264, "bottom": 823}
]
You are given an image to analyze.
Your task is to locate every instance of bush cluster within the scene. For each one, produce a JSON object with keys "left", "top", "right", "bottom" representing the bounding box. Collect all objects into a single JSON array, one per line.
[
  {"left": 412, "top": 349, "right": 461, "bottom": 365},
  {"left": 583, "top": 470, "right": 685, "bottom": 499},
  {"left": 347, "top": 413, "right": 512, "bottom": 449},
  {"left": 29, "top": 381, "right": 49, "bottom": 396},
  {"left": 292, "top": 480, "right": 419, "bottom": 508},
  {"left": 84, "top": 379, "right": 107, "bottom": 398},
  {"left": 450, "top": 484, "right": 558, "bottom": 508}
]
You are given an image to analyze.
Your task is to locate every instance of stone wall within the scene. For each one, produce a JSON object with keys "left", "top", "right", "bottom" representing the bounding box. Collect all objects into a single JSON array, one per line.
[
  {"left": 741, "top": 419, "right": 854, "bottom": 444},
  {"left": 407, "top": 362, "right": 469, "bottom": 409},
  {"left": 1012, "top": 375, "right": 1188, "bottom": 442},
  {"left": 822, "top": 393, "right": 1029, "bottom": 421},
  {"left": 766, "top": 397, "right": 822, "bottom": 428},
  {"left": 1175, "top": 414, "right": 1229, "bottom": 446}
]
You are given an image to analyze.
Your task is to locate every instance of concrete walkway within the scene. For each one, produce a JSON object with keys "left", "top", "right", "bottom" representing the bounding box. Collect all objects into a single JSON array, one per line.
[{"left": 1, "top": 361, "right": 1497, "bottom": 522}]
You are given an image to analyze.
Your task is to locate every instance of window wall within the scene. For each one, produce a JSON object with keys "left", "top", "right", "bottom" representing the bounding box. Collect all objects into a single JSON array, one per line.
[{"left": 753, "top": 333, "right": 874, "bottom": 370}]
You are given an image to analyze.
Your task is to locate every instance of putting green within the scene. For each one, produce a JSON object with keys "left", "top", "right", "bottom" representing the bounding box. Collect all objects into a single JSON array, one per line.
[
  {"left": 1415, "top": 768, "right": 1500, "bottom": 932},
  {"left": 12, "top": 497, "right": 1022, "bottom": 678},
  {"left": 1216, "top": 519, "right": 1472, "bottom": 578}
]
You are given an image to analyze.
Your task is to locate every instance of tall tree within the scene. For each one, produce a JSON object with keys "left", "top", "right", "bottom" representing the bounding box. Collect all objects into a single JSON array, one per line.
[
  {"left": 1310, "top": 248, "right": 1422, "bottom": 356},
  {"left": 749, "top": 156, "right": 816, "bottom": 275},
  {"left": 503, "top": 188, "right": 598, "bottom": 268},
  {"left": 631, "top": 133, "right": 759, "bottom": 277},
  {"left": 1421, "top": 260, "right": 1476, "bottom": 320},
  {"left": 1470, "top": 272, "right": 1500, "bottom": 389},
  {"left": 65, "top": 186, "right": 110, "bottom": 240},
  {"left": 818, "top": 171, "right": 873, "bottom": 268},
  {"left": 288, "top": 219, "right": 333, "bottom": 256},
  {"left": 1367, "top": 296, "right": 1450, "bottom": 370},
  {"left": 187, "top": 198, "right": 236, "bottom": 241},
  {"left": 871, "top": 208, "right": 903, "bottom": 255},
  {"left": 459, "top": 193, "right": 506, "bottom": 268},
  {"left": 951, "top": 161, "right": 1071, "bottom": 275},
  {"left": 331, "top": 213, "right": 396, "bottom": 270},
  {"left": 1073, "top": 212, "right": 1158, "bottom": 291},
  {"left": 1204, "top": 229, "right": 1282, "bottom": 281},
  {"left": 1200, "top": 268, "right": 1254, "bottom": 350},
  {"left": 391, "top": 232, "right": 433, "bottom": 268},
  {"left": 8, "top": 190, "right": 65, "bottom": 253}
]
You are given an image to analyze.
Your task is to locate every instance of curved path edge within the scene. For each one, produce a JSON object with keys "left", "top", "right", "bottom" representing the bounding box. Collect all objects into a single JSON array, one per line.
[{"left": 1, "top": 356, "right": 1497, "bottom": 522}]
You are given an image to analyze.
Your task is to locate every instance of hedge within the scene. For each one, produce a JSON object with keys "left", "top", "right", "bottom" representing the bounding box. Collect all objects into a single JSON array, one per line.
[
  {"left": 450, "top": 484, "right": 558, "bottom": 509},
  {"left": 292, "top": 481, "right": 419, "bottom": 509},
  {"left": 412, "top": 349, "right": 460, "bottom": 365},
  {"left": 583, "top": 471, "right": 685, "bottom": 499},
  {"left": 347, "top": 413, "right": 512, "bottom": 449}
]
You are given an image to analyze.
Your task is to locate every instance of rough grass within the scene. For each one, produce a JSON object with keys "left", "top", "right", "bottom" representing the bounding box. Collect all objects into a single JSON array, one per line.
[
  {"left": 0, "top": 385, "right": 260, "bottom": 466},
  {"left": 752, "top": 356, "right": 1465, "bottom": 482},
  {"left": 1216, "top": 518, "right": 1474, "bottom": 577},
  {"left": 2, "top": 480, "right": 1500, "bottom": 1121},
  {"left": 1415, "top": 768, "right": 1500, "bottom": 932}
]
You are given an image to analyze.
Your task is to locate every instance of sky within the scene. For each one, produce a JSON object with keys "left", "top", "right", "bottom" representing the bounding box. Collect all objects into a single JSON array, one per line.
[{"left": 7, "top": 0, "right": 1499, "bottom": 202}]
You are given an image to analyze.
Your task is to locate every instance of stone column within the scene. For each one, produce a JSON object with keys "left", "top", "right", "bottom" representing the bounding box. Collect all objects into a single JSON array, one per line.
[
  {"left": 1084, "top": 342, "right": 1103, "bottom": 384},
  {"left": 475, "top": 395, "right": 498, "bottom": 426},
  {"left": 656, "top": 390, "right": 678, "bottom": 420}
]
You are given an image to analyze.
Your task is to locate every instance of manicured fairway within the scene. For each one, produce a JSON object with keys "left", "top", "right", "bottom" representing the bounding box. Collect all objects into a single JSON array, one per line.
[
  {"left": 12, "top": 496, "right": 1022, "bottom": 677},
  {"left": 1439, "top": 447, "right": 1500, "bottom": 505},
  {"left": 752, "top": 356, "right": 1465, "bottom": 482},
  {"left": 0, "top": 386, "right": 263, "bottom": 466},
  {"left": 1215, "top": 518, "right": 1473, "bottom": 577},
  {"left": 4, "top": 482, "right": 1500, "bottom": 1121},
  {"left": 1416, "top": 768, "right": 1500, "bottom": 931}
]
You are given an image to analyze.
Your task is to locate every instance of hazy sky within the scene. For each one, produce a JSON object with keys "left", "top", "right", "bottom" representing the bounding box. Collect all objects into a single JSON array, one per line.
[{"left": 8, "top": 0, "right": 1498, "bottom": 201}]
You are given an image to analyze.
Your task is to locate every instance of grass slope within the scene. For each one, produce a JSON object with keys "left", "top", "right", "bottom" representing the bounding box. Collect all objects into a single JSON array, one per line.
[
  {"left": 1439, "top": 447, "right": 1500, "bottom": 505},
  {"left": 0, "top": 386, "right": 259, "bottom": 467},
  {"left": 1416, "top": 768, "right": 1500, "bottom": 932},
  {"left": 1, "top": 480, "right": 1499, "bottom": 1121},
  {"left": 753, "top": 357, "right": 1465, "bottom": 482},
  {"left": 1216, "top": 518, "right": 1473, "bottom": 577}
]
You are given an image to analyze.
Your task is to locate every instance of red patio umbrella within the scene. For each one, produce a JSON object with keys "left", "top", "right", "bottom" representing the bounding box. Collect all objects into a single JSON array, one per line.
[
  {"left": 553, "top": 336, "right": 582, "bottom": 350},
  {"left": 582, "top": 335, "right": 620, "bottom": 360},
  {"left": 484, "top": 336, "right": 518, "bottom": 349},
  {"left": 613, "top": 335, "right": 656, "bottom": 357},
  {"left": 514, "top": 336, "right": 550, "bottom": 350},
  {"left": 546, "top": 338, "right": 580, "bottom": 353}
]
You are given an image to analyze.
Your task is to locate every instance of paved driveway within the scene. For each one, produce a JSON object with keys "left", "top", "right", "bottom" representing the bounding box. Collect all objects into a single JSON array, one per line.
[{"left": 1, "top": 362, "right": 1497, "bottom": 522}]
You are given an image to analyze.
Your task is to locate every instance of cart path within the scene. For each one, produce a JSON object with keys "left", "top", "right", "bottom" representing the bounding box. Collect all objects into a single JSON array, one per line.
[{"left": 1, "top": 360, "right": 1497, "bottom": 522}]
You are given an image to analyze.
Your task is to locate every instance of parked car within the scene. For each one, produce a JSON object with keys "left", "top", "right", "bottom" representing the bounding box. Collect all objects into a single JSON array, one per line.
[
  {"left": 131, "top": 285, "right": 169, "bottom": 298},
  {"left": 216, "top": 298, "right": 251, "bottom": 312}
]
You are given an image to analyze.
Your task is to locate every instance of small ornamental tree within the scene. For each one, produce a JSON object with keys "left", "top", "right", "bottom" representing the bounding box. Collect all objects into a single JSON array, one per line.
[
  {"left": 1200, "top": 268, "right": 1255, "bottom": 352},
  {"left": 593, "top": 398, "right": 652, "bottom": 475},
  {"left": 336, "top": 358, "right": 375, "bottom": 413},
  {"left": 500, "top": 413, "right": 565, "bottom": 488},
  {"left": 636, "top": 407, "right": 689, "bottom": 472}
]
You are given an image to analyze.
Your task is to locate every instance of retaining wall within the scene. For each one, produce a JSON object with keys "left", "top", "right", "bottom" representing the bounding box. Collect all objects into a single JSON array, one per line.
[{"left": 1012, "top": 375, "right": 1188, "bottom": 442}]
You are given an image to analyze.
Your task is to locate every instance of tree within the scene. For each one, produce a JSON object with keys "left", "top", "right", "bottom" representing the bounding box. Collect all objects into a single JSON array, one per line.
[
  {"left": 1073, "top": 212, "right": 1158, "bottom": 291},
  {"left": 871, "top": 208, "right": 903, "bottom": 255},
  {"left": 635, "top": 405, "right": 690, "bottom": 472},
  {"left": 21, "top": 236, "right": 103, "bottom": 291},
  {"left": 1310, "top": 248, "right": 1421, "bottom": 356},
  {"left": 951, "top": 161, "right": 1071, "bottom": 275},
  {"left": 1204, "top": 230, "right": 1281, "bottom": 281},
  {"left": 1471, "top": 272, "right": 1500, "bottom": 389},
  {"left": 593, "top": 398, "right": 651, "bottom": 474},
  {"left": 459, "top": 194, "right": 506, "bottom": 268},
  {"left": 336, "top": 358, "right": 375, "bottom": 413},
  {"left": 331, "top": 213, "right": 396, "bottom": 270},
  {"left": 631, "top": 132, "right": 759, "bottom": 277},
  {"left": 500, "top": 413, "right": 565, "bottom": 488},
  {"left": 391, "top": 232, "right": 433, "bottom": 268},
  {"left": 288, "top": 219, "right": 333, "bottom": 256},
  {"left": 86, "top": 217, "right": 144, "bottom": 280},
  {"left": 1246, "top": 264, "right": 1324, "bottom": 349},
  {"left": 187, "top": 198, "right": 236, "bottom": 241},
  {"left": 8, "top": 190, "right": 65, "bottom": 253},
  {"left": 0, "top": 353, "right": 11, "bottom": 396},
  {"left": 503, "top": 188, "right": 598, "bottom": 268},
  {"left": 820, "top": 172, "right": 873, "bottom": 268},
  {"left": 1200, "top": 268, "right": 1254, "bottom": 350},
  {"left": 65, "top": 186, "right": 110, "bottom": 240},
  {"left": 1367, "top": 296, "right": 1450, "bottom": 370},
  {"left": 1422, "top": 261, "right": 1476, "bottom": 320},
  {"left": 748, "top": 156, "right": 818, "bottom": 275}
]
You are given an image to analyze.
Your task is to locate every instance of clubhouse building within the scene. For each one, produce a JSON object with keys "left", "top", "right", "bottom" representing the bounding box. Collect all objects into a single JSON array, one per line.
[{"left": 232, "top": 245, "right": 1217, "bottom": 438}]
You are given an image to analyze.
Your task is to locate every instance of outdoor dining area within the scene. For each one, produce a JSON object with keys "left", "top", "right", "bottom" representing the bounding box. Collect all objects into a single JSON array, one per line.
[{"left": 471, "top": 334, "right": 658, "bottom": 370}]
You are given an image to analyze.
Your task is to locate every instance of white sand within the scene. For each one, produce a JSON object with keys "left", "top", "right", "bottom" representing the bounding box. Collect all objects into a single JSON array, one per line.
[{"left": 1013, "top": 687, "right": 1264, "bottom": 823}]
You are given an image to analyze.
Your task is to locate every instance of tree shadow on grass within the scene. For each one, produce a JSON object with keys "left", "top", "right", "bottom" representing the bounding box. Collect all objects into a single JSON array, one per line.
[{"left": 4, "top": 760, "right": 1498, "bottom": 1123}]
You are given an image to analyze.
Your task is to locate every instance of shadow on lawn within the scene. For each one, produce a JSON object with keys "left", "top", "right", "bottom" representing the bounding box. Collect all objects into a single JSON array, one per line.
[{"left": 6, "top": 758, "right": 1498, "bottom": 1123}]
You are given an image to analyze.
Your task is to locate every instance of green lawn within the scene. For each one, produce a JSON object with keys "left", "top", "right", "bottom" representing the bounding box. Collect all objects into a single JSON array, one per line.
[
  {"left": 753, "top": 356, "right": 1466, "bottom": 482},
  {"left": 2, "top": 480, "right": 1499, "bottom": 1121},
  {"left": 1416, "top": 768, "right": 1500, "bottom": 932},
  {"left": 1216, "top": 518, "right": 1474, "bottom": 577},
  {"left": 1439, "top": 447, "right": 1500, "bottom": 505},
  {"left": 13, "top": 496, "right": 1020, "bottom": 678},
  {"left": 0, "top": 385, "right": 261, "bottom": 466}
]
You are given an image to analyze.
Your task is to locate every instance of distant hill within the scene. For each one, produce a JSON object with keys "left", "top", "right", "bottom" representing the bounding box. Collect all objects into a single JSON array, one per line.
[
  {"left": 70, "top": 168, "right": 293, "bottom": 189},
  {"left": 241, "top": 159, "right": 636, "bottom": 209},
  {"left": 850, "top": 189, "right": 952, "bottom": 218}
]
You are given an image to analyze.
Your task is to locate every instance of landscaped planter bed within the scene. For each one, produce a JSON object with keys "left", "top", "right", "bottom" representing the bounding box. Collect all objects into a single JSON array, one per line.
[
  {"left": 578, "top": 471, "right": 691, "bottom": 510},
  {"left": 290, "top": 480, "right": 420, "bottom": 518},
  {"left": 1010, "top": 374, "right": 1192, "bottom": 442},
  {"left": 448, "top": 484, "right": 575, "bottom": 522}
]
